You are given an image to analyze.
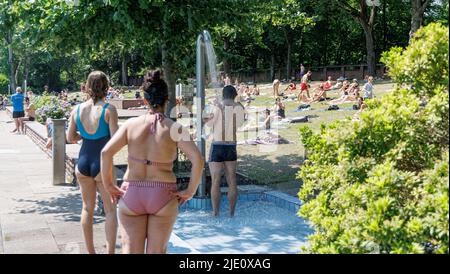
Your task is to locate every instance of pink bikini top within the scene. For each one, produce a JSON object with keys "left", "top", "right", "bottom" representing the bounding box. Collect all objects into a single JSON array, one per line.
[{"left": 128, "top": 112, "right": 172, "bottom": 167}]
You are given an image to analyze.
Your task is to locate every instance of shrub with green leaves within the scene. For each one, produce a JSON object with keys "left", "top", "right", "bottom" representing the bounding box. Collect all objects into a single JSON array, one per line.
[
  {"left": 0, "top": 74, "right": 9, "bottom": 94},
  {"left": 297, "top": 23, "right": 449, "bottom": 254}
]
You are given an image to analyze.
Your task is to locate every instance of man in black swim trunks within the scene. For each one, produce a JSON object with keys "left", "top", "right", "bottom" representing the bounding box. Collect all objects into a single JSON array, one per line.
[
  {"left": 204, "top": 85, "right": 245, "bottom": 217},
  {"left": 10, "top": 87, "right": 25, "bottom": 134}
]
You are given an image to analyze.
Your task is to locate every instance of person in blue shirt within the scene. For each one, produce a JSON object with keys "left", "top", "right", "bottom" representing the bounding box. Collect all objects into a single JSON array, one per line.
[{"left": 11, "top": 87, "right": 25, "bottom": 134}]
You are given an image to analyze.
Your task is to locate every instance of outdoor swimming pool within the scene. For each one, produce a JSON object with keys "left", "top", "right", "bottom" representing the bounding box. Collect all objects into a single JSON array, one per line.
[{"left": 169, "top": 192, "right": 312, "bottom": 254}]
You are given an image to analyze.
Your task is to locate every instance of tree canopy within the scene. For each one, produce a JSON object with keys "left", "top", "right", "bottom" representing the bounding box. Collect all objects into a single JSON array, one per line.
[{"left": 0, "top": 0, "right": 448, "bottom": 94}]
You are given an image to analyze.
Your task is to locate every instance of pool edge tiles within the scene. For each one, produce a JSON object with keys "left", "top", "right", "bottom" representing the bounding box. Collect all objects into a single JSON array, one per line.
[{"left": 181, "top": 190, "right": 301, "bottom": 214}]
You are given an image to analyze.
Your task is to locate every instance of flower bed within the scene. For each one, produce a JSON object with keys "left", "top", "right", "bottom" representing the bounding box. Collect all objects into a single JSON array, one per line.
[{"left": 33, "top": 93, "right": 72, "bottom": 123}]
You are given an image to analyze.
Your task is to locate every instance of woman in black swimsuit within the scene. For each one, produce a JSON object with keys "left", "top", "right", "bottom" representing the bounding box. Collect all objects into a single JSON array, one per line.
[{"left": 67, "top": 71, "right": 119, "bottom": 254}]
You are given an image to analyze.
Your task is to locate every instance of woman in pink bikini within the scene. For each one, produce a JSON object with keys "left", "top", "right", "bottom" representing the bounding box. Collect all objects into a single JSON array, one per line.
[{"left": 101, "top": 70, "right": 204, "bottom": 254}]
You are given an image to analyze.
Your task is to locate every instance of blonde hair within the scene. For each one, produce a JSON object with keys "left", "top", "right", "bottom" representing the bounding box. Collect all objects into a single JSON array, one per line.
[{"left": 16, "top": 87, "right": 23, "bottom": 93}]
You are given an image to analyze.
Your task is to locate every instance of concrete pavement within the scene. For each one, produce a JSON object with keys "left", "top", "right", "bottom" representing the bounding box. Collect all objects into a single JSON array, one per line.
[{"left": 0, "top": 111, "right": 197, "bottom": 254}]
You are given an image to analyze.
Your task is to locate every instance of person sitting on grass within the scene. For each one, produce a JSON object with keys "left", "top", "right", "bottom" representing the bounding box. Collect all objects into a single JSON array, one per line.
[
  {"left": 338, "top": 80, "right": 350, "bottom": 96},
  {"left": 347, "top": 80, "right": 361, "bottom": 101},
  {"left": 223, "top": 74, "right": 231, "bottom": 86},
  {"left": 311, "top": 84, "right": 328, "bottom": 102},
  {"left": 241, "top": 109, "right": 272, "bottom": 132},
  {"left": 362, "top": 76, "right": 375, "bottom": 99},
  {"left": 323, "top": 76, "right": 334, "bottom": 91},
  {"left": 284, "top": 80, "right": 297, "bottom": 93},
  {"left": 332, "top": 79, "right": 343, "bottom": 90},
  {"left": 251, "top": 84, "right": 260, "bottom": 96},
  {"left": 328, "top": 83, "right": 360, "bottom": 105},
  {"left": 353, "top": 97, "right": 368, "bottom": 121},
  {"left": 273, "top": 98, "right": 286, "bottom": 119}
]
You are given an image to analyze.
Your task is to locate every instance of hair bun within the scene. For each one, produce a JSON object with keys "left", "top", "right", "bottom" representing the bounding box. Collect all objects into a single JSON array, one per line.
[
  {"left": 142, "top": 69, "right": 168, "bottom": 109},
  {"left": 145, "top": 70, "right": 162, "bottom": 84}
]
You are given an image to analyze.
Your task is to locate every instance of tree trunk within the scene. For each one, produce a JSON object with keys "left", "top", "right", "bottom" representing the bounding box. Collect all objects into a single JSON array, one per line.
[
  {"left": 382, "top": 0, "right": 388, "bottom": 51},
  {"left": 24, "top": 56, "right": 30, "bottom": 84},
  {"left": 283, "top": 28, "right": 292, "bottom": 80},
  {"left": 361, "top": 21, "right": 377, "bottom": 76},
  {"left": 286, "top": 43, "right": 292, "bottom": 80},
  {"left": 252, "top": 55, "right": 257, "bottom": 83},
  {"left": 161, "top": 45, "right": 177, "bottom": 119},
  {"left": 14, "top": 58, "right": 22, "bottom": 86},
  {"left": 270, "top": 53, "right": 275, "bottom": 81},
  {"left": 334, "top": 0, "right": 377, "bottom": 76},
  {"left": 223, "top": 38, "right": 231, "bottom": 75},
  {"left": 297, "top": 30, "right": 304, "bottom": 71},
  {"left": 121, "top": 53, "right": 128, "bottom": 86},
  {"left": 7, "top": 30, "right": 15, "bottom": 93},
  {"left": 410, "top": 0, "right": 431, "bottom": 40}
]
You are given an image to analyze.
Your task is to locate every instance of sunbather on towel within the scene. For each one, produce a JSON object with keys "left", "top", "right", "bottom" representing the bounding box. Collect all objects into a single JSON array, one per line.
[{"left": 238, "top": 132, "right": 291, "bottom": 145}]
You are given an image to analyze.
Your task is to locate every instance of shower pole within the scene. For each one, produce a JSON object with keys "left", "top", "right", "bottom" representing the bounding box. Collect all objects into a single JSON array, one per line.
[{"left": 195, "top": 32, "right": 207, "bottom": 197}]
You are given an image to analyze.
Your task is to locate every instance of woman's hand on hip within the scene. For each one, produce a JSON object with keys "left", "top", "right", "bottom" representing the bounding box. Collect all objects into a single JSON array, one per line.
[
  {"left": 106, "top": 185, "right": 126, "bottom": 204},
  {"left": 170, "top": 189, "right": 196, "bottom": 206}
]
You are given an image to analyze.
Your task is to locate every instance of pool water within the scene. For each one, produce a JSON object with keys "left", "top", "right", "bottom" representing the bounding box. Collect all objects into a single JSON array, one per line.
[{"left": 171, "top": 199, "right": 312, "bottom": 254}]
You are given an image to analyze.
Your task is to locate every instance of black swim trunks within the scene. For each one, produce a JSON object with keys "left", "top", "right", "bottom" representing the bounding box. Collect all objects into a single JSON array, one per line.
[
  {"left": 12, "top": 111, "right": 25, "bottom": 118},
  {"left": 209, "top": 144, "right": 237, "bottom": 163}
]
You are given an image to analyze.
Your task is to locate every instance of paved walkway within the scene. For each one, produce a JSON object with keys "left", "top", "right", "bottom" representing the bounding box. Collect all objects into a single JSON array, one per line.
[
  {"left": 0, "top": 110, "right": 309, "bottom": 254},
  {"left": 0, "top": 111, "right": 197, "bottom": 254}
]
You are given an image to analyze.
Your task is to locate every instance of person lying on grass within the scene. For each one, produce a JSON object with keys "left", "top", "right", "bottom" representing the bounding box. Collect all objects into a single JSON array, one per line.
[
  {"left": 352, "top": 97, "right": 368, "bottom": 121},
  {"left": 328, "top": 86, "right": 361, "bottom": 105}
]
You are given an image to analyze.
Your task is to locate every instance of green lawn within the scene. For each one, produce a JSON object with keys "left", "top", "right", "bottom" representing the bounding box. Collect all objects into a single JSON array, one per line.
[{"left": 223, "top": 80, "right": 396, "bottom": 190}]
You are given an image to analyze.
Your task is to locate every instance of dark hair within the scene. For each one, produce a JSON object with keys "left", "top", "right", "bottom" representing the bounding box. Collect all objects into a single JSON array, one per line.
[
  {"left": 223, "top": 85, "right": 238, "bottom": 100},
  {"left": 86, "top": 71, "right": 109, "bottom": 103},
  {"left": 25, "top": 97, "right": 30, "bottom": 103},
  {"left": 142, "top": 70, "right": 168, "bottom": 109}
]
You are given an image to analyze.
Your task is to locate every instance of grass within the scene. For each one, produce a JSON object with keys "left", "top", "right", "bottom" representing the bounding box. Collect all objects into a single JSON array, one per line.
[{"left": 217, "top": 80, "right": 396, "bottom": 188}]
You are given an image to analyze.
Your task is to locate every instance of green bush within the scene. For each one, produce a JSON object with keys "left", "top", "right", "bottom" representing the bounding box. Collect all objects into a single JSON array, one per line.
[
  {"left": 0, "top": 74, "right": 9, "bottom": 94},
  {"left": 297, "top": 23, "right": 449, "bottom": 254}
]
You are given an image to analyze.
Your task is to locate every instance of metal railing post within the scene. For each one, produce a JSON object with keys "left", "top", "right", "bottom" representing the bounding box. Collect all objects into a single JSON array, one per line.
[{"left": 52, "top": 119, "right": 67, "bottom": 185}]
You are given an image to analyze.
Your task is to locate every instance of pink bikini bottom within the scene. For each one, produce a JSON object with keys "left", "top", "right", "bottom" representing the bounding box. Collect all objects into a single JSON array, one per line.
[{"left": 120, "top": 181, "right": 177, "bottom": 215}]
